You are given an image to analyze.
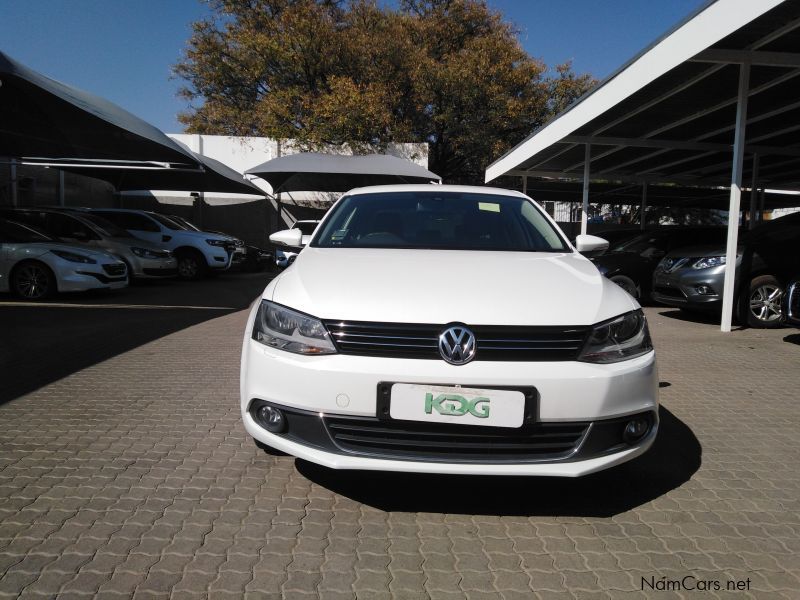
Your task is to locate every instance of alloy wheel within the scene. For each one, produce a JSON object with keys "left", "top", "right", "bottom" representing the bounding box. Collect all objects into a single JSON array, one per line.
[
  {"left": 15, "top": 264, "right": 51, "bottom": 299},
  {"left": 749, "top": 284, "right": 782, "bottom": 323},
  {"left": 178, "top": 256, "right": 199, "bottom": 279}
]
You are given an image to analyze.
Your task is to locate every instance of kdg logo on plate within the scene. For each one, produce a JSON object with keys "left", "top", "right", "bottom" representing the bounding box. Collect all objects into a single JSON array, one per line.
[{"left": 424, "top": 393, "right": 490, "bottom": 418}]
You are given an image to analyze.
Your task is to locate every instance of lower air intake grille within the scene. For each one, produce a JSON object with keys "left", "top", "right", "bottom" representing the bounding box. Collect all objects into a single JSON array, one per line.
[{"left": 324, "top": 415, "right": 589, "bottom": 462}]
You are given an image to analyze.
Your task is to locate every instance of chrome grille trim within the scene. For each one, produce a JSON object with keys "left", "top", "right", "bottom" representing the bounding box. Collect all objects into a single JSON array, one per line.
[{"left": 323, "top": 320, "right": 590, "bottom": 361}]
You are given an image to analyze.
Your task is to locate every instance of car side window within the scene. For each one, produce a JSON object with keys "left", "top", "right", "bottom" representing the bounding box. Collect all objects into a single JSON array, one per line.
[{"left": 96, "top": 211, "right": 159, "bottom": 232}]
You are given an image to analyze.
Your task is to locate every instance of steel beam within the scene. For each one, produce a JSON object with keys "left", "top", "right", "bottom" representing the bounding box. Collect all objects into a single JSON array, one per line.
[
  {"left": 691, "top": 49, "right": 800, "bottom": 67},
  {"left": 640, "top": 182, "right": 648, "bottom": 230},
  {"left": 581, "top": 144, "right": 591, "bottom": 235},
  {"left": 748, "top": 154, "right": 759, "bottom": 229},
  {"left": 721, "top": 63, "right": 750, "bottom": 333}
]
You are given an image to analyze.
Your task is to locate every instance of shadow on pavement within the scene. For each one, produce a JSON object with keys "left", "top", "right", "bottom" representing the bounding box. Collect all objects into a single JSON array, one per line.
[
  {"left": 656, "top": 308, "right": 721, "bottom": 325},
  {"left": 784, "top": 333, "right": 800, "bottom": 345},
  {"left": 0, "top": 272, "right": 273, "bottom": 406},
  {"left": 297, "top": 406, "right": 700, "bottom": 518}
]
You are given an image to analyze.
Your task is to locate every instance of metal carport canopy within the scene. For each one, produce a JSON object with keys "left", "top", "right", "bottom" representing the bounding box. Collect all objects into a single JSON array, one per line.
[{"left": 485, "top": 0, "right": 800, "bottom": 332}]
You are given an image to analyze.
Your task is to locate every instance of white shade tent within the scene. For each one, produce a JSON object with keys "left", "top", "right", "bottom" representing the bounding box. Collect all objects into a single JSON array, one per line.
[{"left": 485, "top": 0, "right": 800, "bottom": 332}]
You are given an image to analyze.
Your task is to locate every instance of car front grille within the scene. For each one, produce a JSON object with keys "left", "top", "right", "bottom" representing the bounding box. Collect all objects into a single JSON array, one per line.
[
  {"left": 324, "top": 415, "right": 589, "bottom": 462},
  {"left": 322, "top": 320, "right": 590, "bottom": 361},
  {"left": 102, "top": 263, "right": 126, "bottom": 277}
]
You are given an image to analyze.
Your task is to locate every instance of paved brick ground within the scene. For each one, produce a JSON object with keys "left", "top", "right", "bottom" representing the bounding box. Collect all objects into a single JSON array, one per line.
[{"left": 1, "top": 285, "right": 799, "bottom": 598}]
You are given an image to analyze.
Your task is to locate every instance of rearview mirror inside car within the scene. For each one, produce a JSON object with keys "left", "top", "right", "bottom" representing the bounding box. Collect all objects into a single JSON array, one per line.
[
  {"left": 575, "top": 234, "right": 609, "bottom": 257},
  {"left": 269, "top": 229, "right": 304, "bottom": 248}
]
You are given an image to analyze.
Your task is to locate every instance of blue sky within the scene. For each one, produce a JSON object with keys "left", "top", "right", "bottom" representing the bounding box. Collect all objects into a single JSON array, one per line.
[{"left": 1, "top": 0, "right": 706, "bottom": 133}]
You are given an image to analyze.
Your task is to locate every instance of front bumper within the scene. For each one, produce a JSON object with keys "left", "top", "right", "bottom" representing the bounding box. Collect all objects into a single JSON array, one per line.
[
  {"left": 132, "top": 257, "right": 178, "bottom": 278},
  {"left": 59, "top": 267, "right": 128, "bottom": 291},
  {"left": 651, "top": 266, "right": 725, "bottom": 308},
  {"left": 241, "top": 329, "right": 659, "bottom": 476}
]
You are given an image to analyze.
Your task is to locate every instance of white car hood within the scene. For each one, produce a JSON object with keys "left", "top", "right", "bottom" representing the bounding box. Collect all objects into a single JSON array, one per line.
[{"left": 269, "top": 248, "right": 637, "bottom": 326}]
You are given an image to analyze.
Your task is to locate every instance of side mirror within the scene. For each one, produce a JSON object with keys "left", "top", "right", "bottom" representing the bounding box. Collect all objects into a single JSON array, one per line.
[
  {"left": 269, "top": 229, "right": 304, "bottom": 247},
  {"left": 575, "top": 234, "right": 609, "bottom": 257}
]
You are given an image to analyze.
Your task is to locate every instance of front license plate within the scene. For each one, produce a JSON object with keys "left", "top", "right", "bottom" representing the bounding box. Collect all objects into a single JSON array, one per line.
[{"left": 389, "top": 383, "right": 525, "bottom": 428}]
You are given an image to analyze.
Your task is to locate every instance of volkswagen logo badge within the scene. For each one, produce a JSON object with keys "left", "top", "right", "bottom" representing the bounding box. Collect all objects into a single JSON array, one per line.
[{"left": 438, "top": 325, "right": 477, "bottom": 365}]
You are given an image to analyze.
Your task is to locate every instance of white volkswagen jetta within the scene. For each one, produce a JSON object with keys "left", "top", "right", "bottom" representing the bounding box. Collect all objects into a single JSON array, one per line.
[{"left": 241, "top": 185, "right": 658, "bottom": 476}]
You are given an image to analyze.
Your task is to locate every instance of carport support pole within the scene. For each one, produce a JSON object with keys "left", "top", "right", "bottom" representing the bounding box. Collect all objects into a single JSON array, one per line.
[
  {"left": 57, "top": 171, "right": 65, "bottom": 207},
  {"left": 581, "top": 144, "right": 590, "bottom": 236},
  {"left": 640, "top": 182, "right": 648, "bottom": 230},
  {"left": 720, "top": 63, "right": 750, "bottom": 333},
  {"left": 10, "top": 158, "right": 18, "bottom": 207},
  {"left": 522, "top": 175, "right": 527, "bottom": 196},
  {"left": 748, "top": 154, "right": 759, "bottom": 230}
]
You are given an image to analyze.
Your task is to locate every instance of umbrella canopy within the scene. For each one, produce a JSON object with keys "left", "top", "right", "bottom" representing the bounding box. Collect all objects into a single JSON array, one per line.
[
  {"left": 245, "top": 152, "right": 441, "bottom": 192},
  {"left": 0, "top": 51, "right": 199, "bottom": 167},
  {"left": 59, "top": 149, "right": 266, "bottom": 196}
]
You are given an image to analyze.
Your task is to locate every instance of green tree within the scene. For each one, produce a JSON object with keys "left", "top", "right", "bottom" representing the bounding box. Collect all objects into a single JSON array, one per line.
[{"left": 175, "top": 0, "right": 594, "bottom": 183}]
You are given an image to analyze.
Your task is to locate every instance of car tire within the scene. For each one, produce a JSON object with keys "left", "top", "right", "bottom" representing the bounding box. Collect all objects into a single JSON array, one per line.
[
  {"left": 11, "top": 260, "right": 56, "bottom": 300},
  {"left": 175, "top": 249, "right": 207, "bottom": 281},
  {"left": 610, "top": 274, "right": 639, "bottom": 298},
  {"left": 746, "top": 275, "right": 783, "bottom": 328}
]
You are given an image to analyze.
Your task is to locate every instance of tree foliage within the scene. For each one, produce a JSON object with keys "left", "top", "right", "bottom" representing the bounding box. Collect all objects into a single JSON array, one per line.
[{"left": 175, "top": 0, "right": 595, "bottom": 183}]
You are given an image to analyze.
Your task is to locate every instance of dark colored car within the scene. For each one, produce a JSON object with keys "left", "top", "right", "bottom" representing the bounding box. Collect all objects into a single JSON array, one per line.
[
  {"left": 591, "top": 227, "right": 730, "bottom": 300},
  {"left": 652, "top": 213, "right": 800, "bottom": 328},
  {"left": 784, "top": 279, "right": 800, "bottom": 327}
]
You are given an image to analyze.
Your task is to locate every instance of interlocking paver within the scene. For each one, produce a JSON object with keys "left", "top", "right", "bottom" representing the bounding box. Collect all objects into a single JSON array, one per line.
[{"left": 1, "top": 279, "right": 799, "bottom": 598}]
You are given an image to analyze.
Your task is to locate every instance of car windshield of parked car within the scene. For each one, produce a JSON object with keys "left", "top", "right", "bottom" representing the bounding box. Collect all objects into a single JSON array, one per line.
[
  {"left": 312, "top": 192, "right": 568, "bottom": 251},
  {"left": 148, "top": 213, "right": 187, "bottom": 231},
  {"left": 0, "top": 220, "right": 54, "bottom": 243},
  {"left": 610, "top": 233, "right": 667, "bottom": 254},
  {"left": 78, "top": 213, "right": 134, "bottom": 238}
]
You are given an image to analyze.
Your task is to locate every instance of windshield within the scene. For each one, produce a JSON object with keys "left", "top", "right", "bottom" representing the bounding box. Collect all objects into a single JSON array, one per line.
[
  {"left": 78, "top": 213, "right": 133, "bottom": 238},
  {"left": 312, "top": 191, "right": 568, "bottom": 251},
  {"left": 610, "top": 233, "right": 666, "bottom": 254},
  {"left": 171, "top": 216, "right": 200, "bottom": 231},
  {"left": 0, "top": 219, "right": 54, "bottom": 243},
  {"left": 149, "top": 213, "right": 187, "bottom": 231}
]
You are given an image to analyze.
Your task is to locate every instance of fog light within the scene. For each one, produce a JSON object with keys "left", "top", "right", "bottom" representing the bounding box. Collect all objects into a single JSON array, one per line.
[
  {"left": 623, "top": 417, "right": 650, "bottom": 444},
  {"left": 695, "top": 284, "right": 714, "bottom": 295},
  {"left": 256, "top": 404, "right": 285, "bottom": 433}
]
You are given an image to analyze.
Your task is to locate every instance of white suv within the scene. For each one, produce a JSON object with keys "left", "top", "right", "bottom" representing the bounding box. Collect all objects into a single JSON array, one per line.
[
  {"left": 241, "top": 185, "right": 658, "bottom": 477},
  {"left": 91, "top": 209, "right": 234, "bottom": 279}
]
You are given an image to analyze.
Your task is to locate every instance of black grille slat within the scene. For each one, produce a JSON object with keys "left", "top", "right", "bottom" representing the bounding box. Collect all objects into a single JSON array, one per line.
[
  {"left": 325, "top": 415, "right": 589, "bottom": 461},
  {"left": 324, "top": 320, "right": 589, "bottom": 361},
  {"left": 102, "top": 264, "right": 126, "bottom": 276}
]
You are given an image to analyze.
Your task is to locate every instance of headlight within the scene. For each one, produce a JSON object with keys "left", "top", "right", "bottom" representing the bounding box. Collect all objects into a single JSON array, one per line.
[
  {"left": 131, "top": 247, "right": 163, "bottom": 259},
  {"left": 578, "top": 310, "right": 652, "bottom": 363},
  {"left": 206, "top": 239, "right": 227, "bottom": 247},
  {"left": 51, "top": 250, "right": 96, "bottom": 264},
  {"left": 252, "top": 301, "right": 336, "bottom": 355},
  {"left": 692, "top": 255, "right": 725, "bottom": 269}
]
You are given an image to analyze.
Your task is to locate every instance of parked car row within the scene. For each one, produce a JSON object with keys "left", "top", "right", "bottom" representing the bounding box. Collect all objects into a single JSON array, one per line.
[
  {"left": 0, "top": 207, "right": 271, "bottom": 300},
  {"left": 591, "top": 213, "right": 800, "bottom": 328}
]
